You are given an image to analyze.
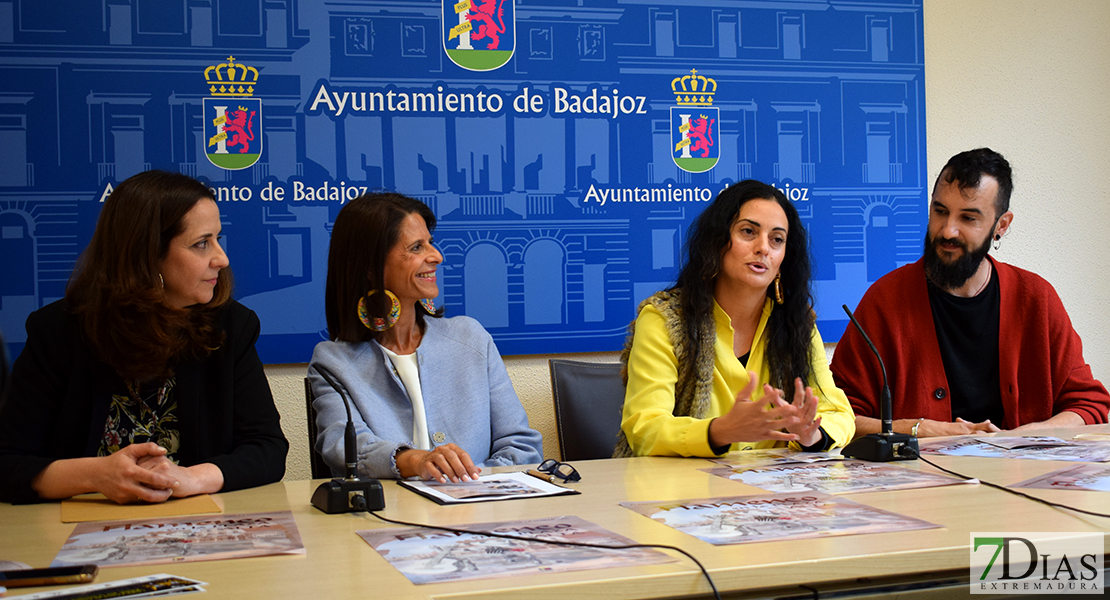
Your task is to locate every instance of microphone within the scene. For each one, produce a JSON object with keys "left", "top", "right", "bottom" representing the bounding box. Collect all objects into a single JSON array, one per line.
[
  {"left": 839, "top": 304, "right": 918, "bottom": 462},
  {"left": 310, "top": 365, "right": 385, "bottom": 513}
]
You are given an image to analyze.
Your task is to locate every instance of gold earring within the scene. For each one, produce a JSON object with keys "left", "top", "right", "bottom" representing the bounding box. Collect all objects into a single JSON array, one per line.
[
  {"left": 158, "top": 273, "right": 164, "bottom": 289},
  {"left": 772, "top": 274, "right": 783, "bottom": 304},
  {"left": 358, "top": 290, "right": 400, "bottom": 331}
]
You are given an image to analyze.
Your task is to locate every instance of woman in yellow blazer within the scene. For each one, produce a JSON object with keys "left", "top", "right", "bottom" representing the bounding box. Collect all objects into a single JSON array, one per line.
[{"left": 615, "top": 180, "right": 854, "bottom": 457}]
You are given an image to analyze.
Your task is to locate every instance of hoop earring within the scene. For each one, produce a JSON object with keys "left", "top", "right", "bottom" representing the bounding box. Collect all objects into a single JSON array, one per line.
[
  {"left": 158, "top": 273, "right": 164, "bottom": 289},
  {"left": 992, "top": 235, "right": 1001, "bottom": 251},
  {"left": 358, "top": 290, "right": 401, "bottom": 331},
  {"left": 772, "top": 274, "right": 784, "bottom": 305},
  {"left": 419, "top": 298, "right": 436, "bottom": 315}
]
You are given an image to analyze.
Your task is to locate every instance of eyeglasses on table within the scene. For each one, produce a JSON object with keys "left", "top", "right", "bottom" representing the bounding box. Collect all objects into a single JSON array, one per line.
[{"left": 536, "top": 459, "right": 581, "bottom": 483}]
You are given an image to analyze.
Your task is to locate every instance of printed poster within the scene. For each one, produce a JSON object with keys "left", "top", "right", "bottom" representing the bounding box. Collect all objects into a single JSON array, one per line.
[
  {"left": 977, "top": 436, "right": 1074, "bottom": 450},
  {"left": 919, "top": 438, "right": 1110, "bottom": 462},
  {"left": 358, "top": 515, "right": 672, "bottom": 584},
  {"left": 52, "top": 511, "right": 304, "bottom": 568},
  {"left": 621, "top": 492, "right": 939, "bottom": 546},
  {"left": 709, "top": 448, "right": 844, "bottom": 468},
  {"left": 1011, "top": 463, "right": 1110, "bottom": 492},
  {"left": 702, "top": 460, "right": 973, "bottom": 495}
]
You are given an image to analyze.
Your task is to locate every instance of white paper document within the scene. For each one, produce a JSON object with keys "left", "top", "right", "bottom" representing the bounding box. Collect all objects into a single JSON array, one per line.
[
  {"left": 11, "top": 574, "right": 207, "bottom": 599},
  {"left": 398, "top": 471, "right": 578, "bottom": 504}
]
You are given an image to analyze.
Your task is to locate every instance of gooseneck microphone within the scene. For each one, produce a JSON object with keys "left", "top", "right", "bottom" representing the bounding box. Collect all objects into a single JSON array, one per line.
[
  {"left": 316, "top": 366, "right": 359, "bottom": 479},
  {"left": 839, "top": 304, "right": 918, "bottom": 462},
  {"left": 310, "top": 365, "right": 386, "bottom": 513}
]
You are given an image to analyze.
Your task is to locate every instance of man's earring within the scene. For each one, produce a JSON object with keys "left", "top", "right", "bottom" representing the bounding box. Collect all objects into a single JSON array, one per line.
[{"left": 993, "top": 234, "right": 1001, "bottom": 251}]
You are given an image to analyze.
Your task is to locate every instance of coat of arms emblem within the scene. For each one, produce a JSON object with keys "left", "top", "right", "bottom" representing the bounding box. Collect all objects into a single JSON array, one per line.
[
  {"left": 670, "top": 69, "right": 719, "bottom": 174},
  {"left": 203, "top": 57, "right": 262, "bottom": 170},
  {"left": 442, "top": 0, "right": 515, "bottom": 71}
]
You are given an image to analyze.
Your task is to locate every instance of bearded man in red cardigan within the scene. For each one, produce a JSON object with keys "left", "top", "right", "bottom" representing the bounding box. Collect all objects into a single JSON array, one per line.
[{"left": 832, "top": 148, "right": 1109, "bottom": 438}]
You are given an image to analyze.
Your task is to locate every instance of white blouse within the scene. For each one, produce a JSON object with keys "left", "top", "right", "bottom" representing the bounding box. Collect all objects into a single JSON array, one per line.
[{"left": 380, "top": 347, "right": 432, "bottom": 451}]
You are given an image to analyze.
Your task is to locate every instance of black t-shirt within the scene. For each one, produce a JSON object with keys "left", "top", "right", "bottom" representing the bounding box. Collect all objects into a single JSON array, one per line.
[{"left": 927, "top": 267, "right": 1005, "bottom": 425}]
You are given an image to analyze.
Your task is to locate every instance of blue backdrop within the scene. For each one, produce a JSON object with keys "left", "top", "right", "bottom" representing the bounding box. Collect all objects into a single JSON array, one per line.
[{"left": 0, "top": 0, "right": 926, "bottom": 363}]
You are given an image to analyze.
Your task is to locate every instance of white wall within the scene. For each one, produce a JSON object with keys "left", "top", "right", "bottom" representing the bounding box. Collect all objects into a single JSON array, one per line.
[
  {"left": 269, "top": 0, "right": 1110, "bottom": 480},
  {"left": 924, "top": 0, "right": 1110, "bottom": 375}
]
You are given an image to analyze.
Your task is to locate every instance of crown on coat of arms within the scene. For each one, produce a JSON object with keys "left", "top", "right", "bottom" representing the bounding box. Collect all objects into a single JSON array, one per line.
[
  {"left": 204, "top": 56, "right": 259, "bottom": 97},
  {"left": 671, "top": 69, "right": 716, "bottom": 106}
]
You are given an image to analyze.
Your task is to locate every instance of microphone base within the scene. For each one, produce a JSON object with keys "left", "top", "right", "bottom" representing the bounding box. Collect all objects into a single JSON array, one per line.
[
  {"left": 841, "top": 433, "right": 918, "bottom": 462},
  {"left": 311, "top": 478, "right": 385, "bottom": 513}
]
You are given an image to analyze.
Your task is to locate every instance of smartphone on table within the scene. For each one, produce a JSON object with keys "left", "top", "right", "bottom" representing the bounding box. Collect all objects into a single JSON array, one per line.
[{"left": 0, "top": 564, "right": 98, "bottom": 587}]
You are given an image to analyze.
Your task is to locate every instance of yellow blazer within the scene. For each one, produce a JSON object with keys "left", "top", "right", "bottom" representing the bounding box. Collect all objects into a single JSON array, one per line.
[{"left": 621, "top": 297, "right": 855, "bottom": 456}]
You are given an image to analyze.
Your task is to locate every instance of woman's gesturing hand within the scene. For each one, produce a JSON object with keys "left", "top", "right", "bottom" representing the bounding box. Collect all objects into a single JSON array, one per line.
[
  {"left": 780, "top": 378, "right": 823, "bottom": 447},
  {"left": 708, "top": 371, "right": 803, "bottom": 448}
]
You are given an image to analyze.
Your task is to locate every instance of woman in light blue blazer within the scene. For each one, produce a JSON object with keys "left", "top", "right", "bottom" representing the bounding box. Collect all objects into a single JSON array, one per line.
[{"left": 308, "top": 193, "right": 542, "bottom": 482}]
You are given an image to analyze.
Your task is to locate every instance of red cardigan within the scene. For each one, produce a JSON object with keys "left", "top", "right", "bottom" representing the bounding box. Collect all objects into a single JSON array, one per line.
[{"left": 830, "top": 257, "right": 1109, "bottom": 428}]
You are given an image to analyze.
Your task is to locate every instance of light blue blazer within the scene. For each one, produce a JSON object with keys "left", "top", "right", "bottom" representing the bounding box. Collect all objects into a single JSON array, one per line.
[{"left": 308, "top": 315, "right": 543, "bottom": 479}]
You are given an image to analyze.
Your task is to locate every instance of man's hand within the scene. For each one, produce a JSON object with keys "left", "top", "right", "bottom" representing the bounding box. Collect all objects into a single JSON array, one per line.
[
  {"left": 914, "top": 417, "right": 999, "bottom": 438},
  {"left": 1007, "top": 411, "right": 1085, "bottom": 432}
]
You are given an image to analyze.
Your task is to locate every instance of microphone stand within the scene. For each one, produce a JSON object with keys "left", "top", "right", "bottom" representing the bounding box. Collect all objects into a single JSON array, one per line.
[
  {"left": 839, "top": 304, "right": 917, "bottom": 461},
  {"left": 310, "top": 366, "right": 385, "bottom": 513}
]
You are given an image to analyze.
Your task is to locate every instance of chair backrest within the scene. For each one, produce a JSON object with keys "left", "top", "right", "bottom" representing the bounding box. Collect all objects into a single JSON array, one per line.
[
  {"left": 548, "top": 359, "right": 626, "bottom": 461},
  {"left": 304, "top": 377, "right": 333, "bottom": 480},
  {"left": 0, "top": 328, "right": 9, "bottom": 405}
]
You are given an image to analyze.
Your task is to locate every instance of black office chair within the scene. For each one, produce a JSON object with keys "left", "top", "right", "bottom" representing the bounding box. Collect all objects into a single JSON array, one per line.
[
  {"left": 0, "top": 328, "right": 9, "bottom": 407},
  {"left": 304, "top": 377, "right": 333, "bottom": 480},
  {"left": 548, "top": 359, "right": 626, "bottom": 461}
]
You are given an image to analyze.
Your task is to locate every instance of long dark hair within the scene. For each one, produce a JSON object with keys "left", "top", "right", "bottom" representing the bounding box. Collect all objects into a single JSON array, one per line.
[
  {"left": 673, "top": 179, "right": 815, "bottom": 398},
  {"left": 67, "top": 170, "right": 231, "bottom": 381},
  {"left": 324, "top": 192, "right": 441, "bottom": 343}
]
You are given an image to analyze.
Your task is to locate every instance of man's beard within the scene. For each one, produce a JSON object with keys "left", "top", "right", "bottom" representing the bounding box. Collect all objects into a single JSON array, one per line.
[{"left": 923, "top": 231, "right": 992, "bottom": 290}]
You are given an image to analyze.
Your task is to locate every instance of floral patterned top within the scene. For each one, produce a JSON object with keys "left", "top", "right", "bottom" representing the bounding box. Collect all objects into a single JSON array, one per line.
[{"left": 98, "top": 378, "right": 180, "bottom": 462}]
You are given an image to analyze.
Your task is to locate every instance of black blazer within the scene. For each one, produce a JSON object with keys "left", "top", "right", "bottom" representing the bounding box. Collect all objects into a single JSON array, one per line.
[{"left": 0, "top": 299, "right": 288, "bottom": 503}]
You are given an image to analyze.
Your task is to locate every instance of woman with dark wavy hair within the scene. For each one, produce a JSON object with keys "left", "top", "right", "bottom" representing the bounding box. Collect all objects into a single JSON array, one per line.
[
  {"left": 614, "top": 180, "right": 854, "bottom": 457},
  {"left": 308, "top": 193, "right": 541, "bottom": 483},
  {"left": 0, "top": 170, "right": 287, "bottom": 504}
]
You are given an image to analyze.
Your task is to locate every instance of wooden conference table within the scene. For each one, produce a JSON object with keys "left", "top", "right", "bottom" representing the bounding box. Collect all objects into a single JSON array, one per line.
[{"left": 2, "top": 425, "right": 1108, "bottom": 599}]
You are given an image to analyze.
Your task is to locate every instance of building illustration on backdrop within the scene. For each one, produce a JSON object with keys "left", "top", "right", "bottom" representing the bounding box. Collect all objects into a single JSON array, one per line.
[{"left": 0, "top": 0, "right": 925, "bottom": 362}]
